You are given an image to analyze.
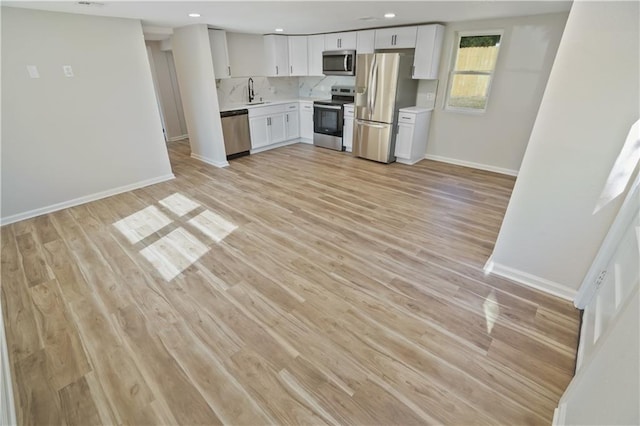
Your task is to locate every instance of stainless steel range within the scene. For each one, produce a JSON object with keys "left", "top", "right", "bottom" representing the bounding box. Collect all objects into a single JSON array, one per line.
[{"left": 313, "top": 86, "right": 355, "bottom": 151}]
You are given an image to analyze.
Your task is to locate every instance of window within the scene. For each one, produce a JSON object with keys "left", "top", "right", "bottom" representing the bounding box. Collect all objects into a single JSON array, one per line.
[{"left": 446, "top": 31, "right": 502, "bottom": 112}]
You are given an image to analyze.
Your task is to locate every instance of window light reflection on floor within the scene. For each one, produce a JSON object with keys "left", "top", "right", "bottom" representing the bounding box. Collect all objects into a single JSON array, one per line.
[
  {"left": 483, "top": 289, "right": 500, "bottom": 334},
  {"left": 159, "top": 192, "right": 201, "bottom": 216},
  {"left": 140, "top": 227, "right": 209, "bottom": 281},
  {"left": 113, "top": 193, "right": 238, "bottom": 282},
  {"left": 188, "top": 209, "right": 238, "bottom": 243},
  {"left": 113, "top": 205, "right": 172, "bottom": 244}
]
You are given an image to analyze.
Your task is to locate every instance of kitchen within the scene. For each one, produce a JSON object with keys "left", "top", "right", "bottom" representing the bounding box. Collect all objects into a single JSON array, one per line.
[
  {"left": 197, "top": 25, "right": 443, "bottom": 164},
  {"left": 147, "top": 9, "right": 563, "bottom": 175}
]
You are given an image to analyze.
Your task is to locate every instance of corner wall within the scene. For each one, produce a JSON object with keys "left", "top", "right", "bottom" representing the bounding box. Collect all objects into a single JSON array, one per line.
[
  {"left": 427, "top": 13, "right": 569, "bottom": 175},
  {"left": 489, "top": 1, "right": 640, "bottom": 297},
  {"left": 1, "top": 7, "right": 174, "bottom": 224},
  {"left": 171, "top": 25, "right": 228, "bottom": 168}
]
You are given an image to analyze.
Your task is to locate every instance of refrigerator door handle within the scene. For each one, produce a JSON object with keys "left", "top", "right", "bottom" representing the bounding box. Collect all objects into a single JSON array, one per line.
[
  {"left": 367, "top": 56, "right": 376, "bottom": 112},
  {"left": 370, "top": 60, "right": 378, "bottom": 116},
  {"left": 355, "top": 119, "right": 386, "bottom": 129}
]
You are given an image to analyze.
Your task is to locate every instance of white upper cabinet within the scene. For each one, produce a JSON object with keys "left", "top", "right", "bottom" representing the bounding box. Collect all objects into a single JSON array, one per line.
[
  {"left": 264, "top": 35, "right": 290, "bottom": 77},
  {"left": 356, "top": 30, "right": 375, "bottom": 54},
  {"left": 288, "top": 36, "right": 308, "bottom": 76},
  {"left": 325, "top": 32, "right": 357, "bottom": 51},
  {"left": 412, "top": 24, "right": 445, "bottom": 79},
  {"left": 375, "top": 26, "right": 418, "bottom": 49},
  {"left": 308, "top": 34, "right": 325, "bottom": 76},
  {"left": 208, "top": 29, "right": 231, "bottom": 78},
  {"left": 226, "top": 32, "right": 266, "bottom": 77}
]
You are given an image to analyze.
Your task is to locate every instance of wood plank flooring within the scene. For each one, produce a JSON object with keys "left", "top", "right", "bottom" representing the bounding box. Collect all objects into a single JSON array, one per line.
[{"left": 1, "top": 140, "right": 580, "bottom": 425}]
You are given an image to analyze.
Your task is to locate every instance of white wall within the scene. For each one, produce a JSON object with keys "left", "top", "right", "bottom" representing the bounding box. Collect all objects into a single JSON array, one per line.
[
  {"left": 489, "top": 1, "right": 640, "bottom": 297},
  {"left": 1, "top": 7, "right": 173, "bottom": 224},
  {"left": 171, "top": 25, "right": 228, "bottom": 167},
  {"left": 427, "top": 13, "right": 569, "bottom": 175},
  {"left": 146, "top": 41, "right": 188, "bottom": 141}
]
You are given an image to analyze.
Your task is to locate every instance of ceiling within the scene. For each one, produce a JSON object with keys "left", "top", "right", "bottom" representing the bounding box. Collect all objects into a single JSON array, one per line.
[{"left": 3, "top": 1, "right": 573, "bottom": 36}]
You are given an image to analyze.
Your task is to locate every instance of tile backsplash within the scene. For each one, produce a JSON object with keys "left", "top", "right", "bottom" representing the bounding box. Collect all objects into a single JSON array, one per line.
[
  {"left": 298, "top": 76, "right": 356, "bottom": 98},
  {"left": 215, "top": 75, "right": 433, "bottom": 107},
  {"left": 216, "top": 77, "right": 299, "bottom": 106},
  {"left": 216, "top": 75, "right": 357, "bottom": 105}
]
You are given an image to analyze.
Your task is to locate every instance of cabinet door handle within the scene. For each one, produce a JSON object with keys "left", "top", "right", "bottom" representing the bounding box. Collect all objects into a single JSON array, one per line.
[
  {"left": 401, "top": 116, "right": 411, "bottom": 119},
  {"left": 276, "top": 65, "right": 279, "bottom": 75},
  {"left": 286, "top": 114, "right": 289, "bottom": 123},
  {"left": 267, "top": 117, "right": 271, "bottom": 126},
  {"left": 290, "top": 65, "right": 293, "bottom": 74},
  {"left": 227, "top": 66, "right": 231, "bottom": 76}
]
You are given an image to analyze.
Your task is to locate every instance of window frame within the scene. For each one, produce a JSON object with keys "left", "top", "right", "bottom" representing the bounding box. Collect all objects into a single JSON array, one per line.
[{"left": 444, "top": 29, "right": 504, "bottom": 114}]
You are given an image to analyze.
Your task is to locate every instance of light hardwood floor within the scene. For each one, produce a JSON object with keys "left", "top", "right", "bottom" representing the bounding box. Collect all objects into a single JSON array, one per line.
[{"left": 2, "top": 140, "right": 580, "bottom": 425}]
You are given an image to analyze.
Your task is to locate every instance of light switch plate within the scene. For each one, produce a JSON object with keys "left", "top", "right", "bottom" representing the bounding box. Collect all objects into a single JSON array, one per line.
[
  {"left": 62, "top": 65, "right": 74, "bottom": 77},
  {"left": 27, "top": 65, "right": 40, "bottom": 79}
]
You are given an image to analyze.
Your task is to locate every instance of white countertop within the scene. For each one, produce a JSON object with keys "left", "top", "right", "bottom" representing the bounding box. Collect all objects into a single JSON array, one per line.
[
  {"left": 219, "top": 97, "right": 329, "bottom": 112},
  {"left": 399, "top": 106, "right": 434, "bottom": 113}
]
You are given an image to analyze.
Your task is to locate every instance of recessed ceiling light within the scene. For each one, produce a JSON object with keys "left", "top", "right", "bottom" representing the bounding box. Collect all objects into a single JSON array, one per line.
[
  {"left": 188, "top": 13, "right": 201, "bottom": 18},
  {"left": 275, "top": 28, "right": 284, "bottom": 32},
  {"left": 384, "top": 12, "right": 396, "bottom": 18}
]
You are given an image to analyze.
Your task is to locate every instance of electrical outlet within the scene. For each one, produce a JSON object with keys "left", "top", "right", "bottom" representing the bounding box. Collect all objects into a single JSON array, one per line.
[
  {"left": 62, "top": 65, "right": 74, "bottom": 77},
  {"left": 426, "top": 92, "right": 436, "bottom": 101},
  {"left": 27, "top": 65, "right": 40, "bottom": 79}
]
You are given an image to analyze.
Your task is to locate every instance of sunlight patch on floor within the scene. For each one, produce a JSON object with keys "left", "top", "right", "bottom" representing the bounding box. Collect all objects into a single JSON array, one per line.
[
  {"left": 188, "top": 209, "right": 238, "bottom": 243},
  {"left": 140, "top": 227, "right": 209, "bottom": 281},
  {"left": 159, "top": 192, "right": 201, "bottom": 216},
  {"left": 483, "top": 289, "right": 500, "bottom": 334},
  {"left": 113, "top": 205, "right": 172, "bottom": 244},
  {"left": 114, "top": 193, "right": 238, "bottom": 281}
]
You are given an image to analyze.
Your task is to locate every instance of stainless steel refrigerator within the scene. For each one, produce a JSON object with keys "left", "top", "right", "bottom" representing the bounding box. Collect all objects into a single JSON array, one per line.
[{"left": 353, "top": 53, "right": 418, "bottom": 163}]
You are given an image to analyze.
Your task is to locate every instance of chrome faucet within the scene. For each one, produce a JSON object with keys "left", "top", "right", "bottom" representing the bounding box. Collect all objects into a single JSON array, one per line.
[{"left": 248, "top": 77, "right": 255, "bottom": 103}]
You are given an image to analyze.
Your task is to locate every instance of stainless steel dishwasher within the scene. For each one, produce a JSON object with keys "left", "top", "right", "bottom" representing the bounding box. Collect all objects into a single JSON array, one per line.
[{"left": 220, "top": 109, "right": 251, "bottom": 160}]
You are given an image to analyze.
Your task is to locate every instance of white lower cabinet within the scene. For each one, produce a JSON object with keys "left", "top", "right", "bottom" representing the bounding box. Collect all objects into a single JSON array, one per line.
[
  {"left": 248, "top": 102, "right": 301, "bottom": 152},
  {"left": 343, "top": 104, "right": 354, "bottom": 152},
  {"left": 249, "top": 116, "right": 270, "bottom": 149},
  {"left": 299, "top": 101, "right": 314, "bottom": 142},
  {"left": 394, "top": 107, "right": 432, "bottom": 165},
  {"left": 285, "top": 103, "right": 299, "bottom": 139}
]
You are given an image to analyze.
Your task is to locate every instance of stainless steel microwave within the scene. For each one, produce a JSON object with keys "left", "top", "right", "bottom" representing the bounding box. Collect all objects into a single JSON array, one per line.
[{"left": 322, "top": 50, "right": 356, "bottom": 76}]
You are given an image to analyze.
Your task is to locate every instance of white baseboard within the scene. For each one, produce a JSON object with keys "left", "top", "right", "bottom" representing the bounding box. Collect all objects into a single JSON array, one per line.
[
  {"left": 424, "top": 154, "right": 518, "bottom": 176},
  {"left": 1, "top": 299, "right": 17, "bottom": 426},
  {"left": 168, "top": 134, "right": 188, "bottom": 142},
  {"left": 396, "top": 157, "right": 422, "bottom": 165},
  {"left": 484, "top": 256, "right": 576, "bottom": 301},
  {"left": 190, "top": 153, "right": 229, "bottom": 168},
  {"left": 250, "top": 139, "right": 299, "bottom": 155},
  {"left": 0, "top": 174, "right": 175, "bottom": 226},
  {"left": 299, "top": 138, "right": 313, "bottom": 145}
]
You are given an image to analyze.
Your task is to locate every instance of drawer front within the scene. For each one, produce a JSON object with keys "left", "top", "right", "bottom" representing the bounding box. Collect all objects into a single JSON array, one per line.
[
  {"left": 398, "top": 113, "right": 416, "bottom": 124},
  {"left": 300, "top": 102, "right": 314, "bottom": 111},
  {"left": 343, "top": 106, "right": 354, "bottom": 118},
  {"left": 248, "top": 103, "right": 288, "bottom": 117},
  {"left": 286, "top": 103, "right": 299, "bottom": 111}
]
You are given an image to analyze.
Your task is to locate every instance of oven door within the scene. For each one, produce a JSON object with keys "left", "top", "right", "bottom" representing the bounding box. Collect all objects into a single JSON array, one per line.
[{"left": 313, "top": 105, "right": 343, "bottom": 137}]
